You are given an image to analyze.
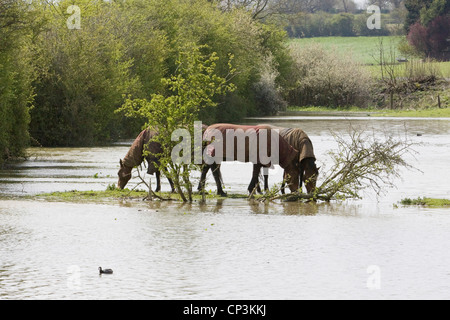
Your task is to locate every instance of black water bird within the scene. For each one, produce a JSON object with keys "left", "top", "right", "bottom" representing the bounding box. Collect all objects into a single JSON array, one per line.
[{"left": 99, "top": 267, "right": 113, "bottom": 274}]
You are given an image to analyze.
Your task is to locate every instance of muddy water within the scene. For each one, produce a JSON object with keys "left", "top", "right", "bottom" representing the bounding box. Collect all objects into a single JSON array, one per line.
[{"left": 1, "top": 116, "right": 450, "bottom": 299}]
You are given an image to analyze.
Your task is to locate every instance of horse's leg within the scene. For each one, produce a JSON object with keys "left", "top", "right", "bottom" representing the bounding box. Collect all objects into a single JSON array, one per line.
[
  {"left": 211, "top": 163, "right": 227, "bottom": 197},
  {"left": 197, "top": 164, "right": 210, "bottom": 192},
  {"left": 167, "top": 177, "right": 175, "bottom": 193},
  {"left": 248, "top": 164, "right": 262, "bottom": 194},
  {"left": 263, "top": 167, "right": 269, "bottom": 192},
  {"left": 281, "top": 170, "right": 286, "bottom": 195},
  {"left": 155, "top": 171, "right": 161, "bottom": 192},
  {"left": 255, "top": 165, "right": 263, "bottom": 194},
  {"left": 299, "top": 165, "right": 304, "bottom": 193}
]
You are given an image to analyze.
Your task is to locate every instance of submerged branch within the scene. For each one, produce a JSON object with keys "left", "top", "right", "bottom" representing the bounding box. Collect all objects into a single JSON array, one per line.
[
  {"left": 135, "top": 166, "right": 174, "bottom": 201},
  {"left": 260, "top": 127, "right": 417, "bottom": 203}
]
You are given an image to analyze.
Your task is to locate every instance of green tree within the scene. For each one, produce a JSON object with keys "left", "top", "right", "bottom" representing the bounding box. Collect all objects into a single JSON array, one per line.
[
  {"left": 330, "top": 13, "right": 355, "bottom": 36},
  {"left": 0, "top": 0, "right": 38, "bottom": 164},
  {"left": 30, "top": 0, "right": 141, "bottom": 146},
  {"left": 420, "top": 0, "right": 449, "bottom": 26},
  {"left": 404, "top": 0, "right": 433, "bottom": 31},
  {"left": 118, "top": 44, "right": 235, "bottom": 202}
]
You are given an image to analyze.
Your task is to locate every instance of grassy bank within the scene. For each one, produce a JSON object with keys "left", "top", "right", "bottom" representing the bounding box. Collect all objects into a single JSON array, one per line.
[
  {"left": 286, "top": 105, "right": 450, "bottom": 117},
  {"left": 33, "top": 189, "right": 248, "bottom": 204},
  {"left": 400, "top": 197, "right": 450, "bottom": 208}
]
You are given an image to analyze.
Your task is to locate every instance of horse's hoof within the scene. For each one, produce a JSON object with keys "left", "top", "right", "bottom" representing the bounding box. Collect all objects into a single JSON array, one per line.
[
  {"left": 155, "top": 188, "right": 161, "bottom": 193},
  {"left": 217, "top": 192, "right": 227, "bottom": 197}
]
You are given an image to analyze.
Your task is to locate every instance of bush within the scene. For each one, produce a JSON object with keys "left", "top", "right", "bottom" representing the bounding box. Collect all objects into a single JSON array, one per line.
[
  {"left": 28, "top": 0, "right": 291, "bottom": 145},
  {"left": 407, "top": 15, "right": 450, "bottom": 60},
  {"left": 0, "top": 0, "right": 35, "bottom": 164},
  {"left": 30, "top": 1, "right": 141, "bottom": 147},
  {"left": 252, "top": 55, "right": 287, "bottom": 116},
  {"left": 330, "top": 13, "right": 356, "bottom": 37},
  {"left": 278, "top": 12, "right": 394, "bottom": 38},
  {"left": 286, "top": 43, "right": 372, "bottom": 108}
]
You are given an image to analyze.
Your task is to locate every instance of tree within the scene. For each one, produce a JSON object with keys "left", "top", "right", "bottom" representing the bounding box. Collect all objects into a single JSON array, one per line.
[
  {"left": 407, "top": 15, "right": 450, "bottom": 60},
  {"left": 404, "top": 0, "right": 450, "bottom": 60},
  {"left": 32, "top": 0, "right": 291, "bottom": 144},
  {"left": 218, "top": 0, "right": 270, "bottom": 18},
  {"left": 30, "top": 0, "right": 140, "bottom": 146},
  {"left": 259, "top": 127, "right": 415, "bottom": 202},
  {"left": 404, "top": 0, "right": 432, "bottom": 31},
  {"left": 420, "top": 0, "right": 449, "bottom": 25},
  {"left": 0, "top": 0, "right": 39, "bottom": 164},
  {"left": 118, "top": 44, "right": 236, "bottom": 202}
]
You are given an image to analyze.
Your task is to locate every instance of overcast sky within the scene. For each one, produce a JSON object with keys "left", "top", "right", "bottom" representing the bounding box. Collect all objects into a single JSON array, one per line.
[{"left": 353, "top": 0, "right": 367, "bottom": 9}]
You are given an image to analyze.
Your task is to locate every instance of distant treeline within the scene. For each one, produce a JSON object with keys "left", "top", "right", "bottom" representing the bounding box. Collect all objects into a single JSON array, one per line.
[{"left": 276, "top": 12, "right": 400, "bottom": 38}]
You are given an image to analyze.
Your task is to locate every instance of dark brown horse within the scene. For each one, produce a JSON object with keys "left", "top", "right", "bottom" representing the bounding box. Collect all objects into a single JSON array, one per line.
[
  {"left": 117, "top": 129, "right": 175, "bottom": 191},
  {"left": 256, "top": 127, "right": 319, "bottom": 194},
  {"left": 198, "top": 124, "right": 301, "bottom": 195}
]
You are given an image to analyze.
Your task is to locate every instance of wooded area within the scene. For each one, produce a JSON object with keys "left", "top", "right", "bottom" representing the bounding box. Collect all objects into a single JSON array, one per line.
[{"left": 0, "top": 0, "right": 448, "bottom": 165}]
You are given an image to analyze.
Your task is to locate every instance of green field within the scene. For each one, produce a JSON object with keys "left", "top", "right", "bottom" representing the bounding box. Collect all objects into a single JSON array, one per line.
[
  {"left": 289, "top": 36, "right": 404, "bottom": 65},
  {"left": 289, "top": 36, "right": 450, "bottom": 78}
]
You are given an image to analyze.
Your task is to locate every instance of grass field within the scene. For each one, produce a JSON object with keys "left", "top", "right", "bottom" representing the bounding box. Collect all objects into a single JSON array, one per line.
[
  {"left": 287, "top": 105, "right": 450, "bottom": 117},
  {"left": 289, "top": 36, "right": 404, "bottom": 64},
  {"left": 289, "top": 36, "right": 450, "bottom": 78}
]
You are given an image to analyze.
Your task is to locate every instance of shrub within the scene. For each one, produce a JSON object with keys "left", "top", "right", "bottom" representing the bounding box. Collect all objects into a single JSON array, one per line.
[
  {"left": 330, "top": 13, "right": 356, "bottom": 37},
  {"left": 407, "top": 15, "right": 450, "bottom": 60},
  {"left": 253, "top": 55, "right": 287, "bottom": 116},
  {"left": 0, "top": 0, "right": 35, "bottom": 164},
  {"left": 30, "top": 1, "right": 141, "bottom": 147},
  {"left": 286, "top": 43, "right": 372, "bottom": 108},
  {"left": 118, "top": 44, "right": 236, "bottom": 202}
]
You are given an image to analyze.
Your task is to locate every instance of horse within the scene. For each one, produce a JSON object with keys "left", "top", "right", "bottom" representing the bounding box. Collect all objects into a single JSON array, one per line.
[
  {"left": 255, "top": 127, "right": 319, "bottom": 194},
  {"left": 198, "top": 124, "right": 301, "bottom": 195},
  {"left": 117, "top": 129, "right": 175, "bottom": 191}
]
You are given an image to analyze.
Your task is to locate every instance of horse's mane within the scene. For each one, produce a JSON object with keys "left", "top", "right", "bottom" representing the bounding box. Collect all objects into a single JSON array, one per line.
[
  {"left": 122, "top": 129, "right": 156, "bottom": 168},
  {"left": 122, "top": 124, "right": 208, "bottom": 169},
  {"left": 280, "top": 128, "right": 316, "bottom": 162}
]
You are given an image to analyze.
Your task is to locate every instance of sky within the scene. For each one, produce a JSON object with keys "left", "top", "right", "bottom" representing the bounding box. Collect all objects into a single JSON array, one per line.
[{"left": 353, "top": 0, "right": 368, "bottom": 9}]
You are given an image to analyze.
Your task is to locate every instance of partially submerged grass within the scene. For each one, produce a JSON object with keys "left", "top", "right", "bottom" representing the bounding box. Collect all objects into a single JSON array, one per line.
[
  {"left": 400, "top": 197, "right": 450, "bottom": 208},
  {"left": 34, "top": 188, "right": 249, "bottom": 204},
  {"left": 377, "top": 108, "right": 450, "bottom": 118},
  {"left": 286, "top": 105, "right": 450, "bottom": 118},
  {"left": 35, "top": 189, "right": 148, "bottom": 203}
]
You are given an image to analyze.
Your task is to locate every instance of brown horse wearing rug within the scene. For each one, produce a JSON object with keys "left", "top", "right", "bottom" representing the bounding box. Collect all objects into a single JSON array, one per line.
[
  {"left": 257, "top": 127, "right": 318, "bottom": 194},
  {"left": 117, "top": 129, "right": 175, "bottom": 191},
  {"left": 198, "top": 124, "right": 301, "bottom": 195}
]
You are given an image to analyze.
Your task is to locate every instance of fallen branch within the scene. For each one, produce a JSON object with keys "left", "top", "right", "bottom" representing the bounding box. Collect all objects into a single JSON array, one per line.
[
  {"left": 135, "top": 166, "right": 174, "bottom": 201},
  {"left": 260, "top": 127, "right": 417, "bottom": 203}
]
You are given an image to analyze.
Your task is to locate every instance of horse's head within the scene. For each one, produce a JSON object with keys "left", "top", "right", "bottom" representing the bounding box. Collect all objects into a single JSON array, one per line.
[
  {"left": 117, "top": 159, "right": 132, "bottom": 189},
  {"left": 300, "top": 158, "right": 319, "bottom": 194},
  {"left": 146, "top": 156, "right": 159, "bottom": 175},
  {"left": 283, "top": 159, "right": 301, "bottom": 193}
]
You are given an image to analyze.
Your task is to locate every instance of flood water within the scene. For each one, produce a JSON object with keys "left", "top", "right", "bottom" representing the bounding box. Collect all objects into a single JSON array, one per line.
[{"left": 1, "top": 116, "right": 450, "bottom": 300}]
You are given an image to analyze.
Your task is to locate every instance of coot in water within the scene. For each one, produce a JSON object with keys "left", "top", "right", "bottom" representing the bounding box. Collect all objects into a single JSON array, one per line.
[{"left": 99, "top": 267, "right": 113, "bottom": 274}]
